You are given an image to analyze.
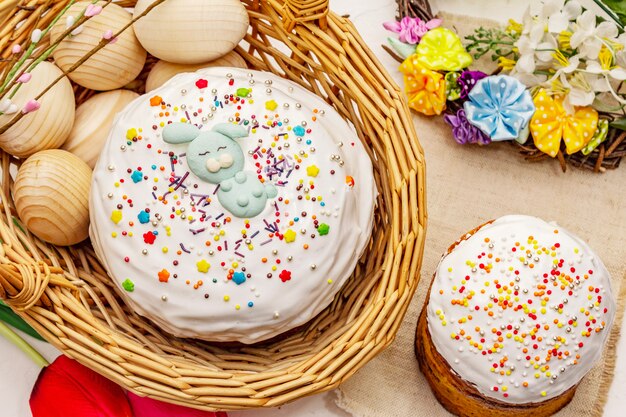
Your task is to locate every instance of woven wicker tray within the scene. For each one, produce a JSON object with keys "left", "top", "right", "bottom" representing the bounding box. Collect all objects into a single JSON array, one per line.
[{"left": 0, "top": 0, "right": 426, "bottom": 410}]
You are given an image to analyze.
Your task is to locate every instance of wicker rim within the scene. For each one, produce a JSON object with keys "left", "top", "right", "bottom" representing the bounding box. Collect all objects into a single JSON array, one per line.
[{"left": 0, "top": 0, "right": 426, "bottom": 410}]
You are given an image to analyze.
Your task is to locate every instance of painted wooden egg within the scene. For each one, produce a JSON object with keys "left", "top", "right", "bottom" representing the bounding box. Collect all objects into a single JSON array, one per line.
[
  {"left": 50, "top": 1, "right": 147, "bottom": 91},
  {"left": 145, "top": 51, "right": 247, "bottom": 91},
  {"left": 14, "top": 150, "right": 92, "bottom": 246},
  {"left": 63, "top": 89, "right": 139, "bottom": 168},
  {"left": 0, "top": 62, "right": 75, "bottom": 158},
  {"left": 132, "top": 0, "right": 249, "bottom": 64}
]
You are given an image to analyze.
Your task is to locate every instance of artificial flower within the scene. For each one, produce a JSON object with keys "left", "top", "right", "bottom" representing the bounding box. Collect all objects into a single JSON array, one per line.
[
  {"left": 532, "top": 0, "right": 582, "bottom": 33},
  {"left": 581, "top": 118, "right": 609, "bottom": 155},
  {"left": 457, "top": 70, "right": 488, "bottom": 99},
  {"left": 444, "top": 109, "right": 491, "bottom": 145},
  {"left": 570, "top": 11, "right": 619, "bottom": 59},
  {"left": 559, "top": 72, "right": 596, "bottom": 108},
  {"left": 463, "top": 75, "right": 535, "bottom": 141},
  {"left": 383, "top": 16, "right": 442, "bottom": 45},
  {"left": 530, "top": 89, "right": 599, "bottom": 156},
  {"left": 445, "top": 72, "right": 461, "bottom": 101},
  {"left": 415, "top": 27, "right": 473, "bottom": 71},
  {"left": 387, "top": 37, "right": 418, "bottom": 60},
  {"left": 584, "top": 48, "right": 626, "bottom": 104},
  {"left": 511, "top": 23, "right": 555, "bottom": 86},
  {"left": 399, "top": 55, "right": 446, "bottom": 115}
]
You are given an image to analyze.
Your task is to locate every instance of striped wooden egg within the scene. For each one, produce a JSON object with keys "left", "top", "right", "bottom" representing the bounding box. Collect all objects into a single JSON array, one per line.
[
  {"left": 50, "top": 1, "right": 147, "bottom": 91},
  {"left": 14, "top": 150, "right": 92, "bottom": 246},
  {"left": 0, "top": 61, "right": 75, "bottom": 158},
  {"left": 63, "top": 89, "right": 139, "bottom": 168},
  {"left": 145, "top": 51, "right": 247, "bottom": 91},
  {"left": 133, "top": 0, "right": 249, "bottom": 64}
]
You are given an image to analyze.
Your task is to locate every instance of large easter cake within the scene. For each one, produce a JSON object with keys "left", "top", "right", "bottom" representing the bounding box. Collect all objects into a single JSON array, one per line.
[{"left": 89, "top": 67, "right": 376, "bottom": 343}]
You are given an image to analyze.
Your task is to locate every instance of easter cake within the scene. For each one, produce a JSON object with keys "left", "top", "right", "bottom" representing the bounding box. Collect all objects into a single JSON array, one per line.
[
  {"left": 416, "top": 215, "right": 615, "bottom": 417},
  {"left": 90, "top": 67, "right": 376, "bottom": 343}
]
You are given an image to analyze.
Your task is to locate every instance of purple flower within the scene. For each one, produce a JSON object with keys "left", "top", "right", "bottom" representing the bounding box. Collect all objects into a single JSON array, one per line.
[
  {"left": 444, "top": 109, "right": 491, "bottom": 145},
  {"left": 383, "top": 17, "right": 442, "bottom": 45},
  {"left": 457, "top": 70, "right": 488, "bottom": 99}
]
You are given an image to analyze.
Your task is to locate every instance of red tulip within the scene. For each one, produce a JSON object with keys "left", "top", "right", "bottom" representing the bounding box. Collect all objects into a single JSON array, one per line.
[
  {"left": 30, "top": 355, "right": 133, "bottom": 417},
  {"left": 30, "top": 356, "right": 227, "bottom": 417}
]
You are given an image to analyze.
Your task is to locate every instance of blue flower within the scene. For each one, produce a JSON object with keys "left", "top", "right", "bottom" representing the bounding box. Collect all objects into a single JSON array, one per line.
[{"left": 463, "top": 75, "right": 535, "bottom": 141}]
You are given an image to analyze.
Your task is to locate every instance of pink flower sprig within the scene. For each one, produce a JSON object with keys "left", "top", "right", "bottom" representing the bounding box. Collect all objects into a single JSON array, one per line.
[{"left": 383, "top": 16, "right": 442, "bottom": 45}]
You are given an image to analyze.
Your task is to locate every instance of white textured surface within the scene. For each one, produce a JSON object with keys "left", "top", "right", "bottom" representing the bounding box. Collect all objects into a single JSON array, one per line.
[
  {"left": 1, "top": 0, "right": 624, "bottom": 416},
  {"left": 89, "top": 67, "right": 375, "bottom": 343},
  {"left": 427, "top": 215, "right": 615, "bottom": 404}
]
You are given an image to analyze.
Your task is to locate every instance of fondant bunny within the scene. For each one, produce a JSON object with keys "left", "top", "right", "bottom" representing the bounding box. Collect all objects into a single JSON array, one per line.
[{"left": 162, "top": 122, "right": 277, "bottom": 218}]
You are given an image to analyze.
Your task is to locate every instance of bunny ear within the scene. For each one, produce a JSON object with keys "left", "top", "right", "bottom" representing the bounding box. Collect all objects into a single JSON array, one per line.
[
  {"left": 212, "top": 123, "right": 248, "bottom": 139},
  {"left": 162, "top": 122, "right": 200, "bottom": 144}
]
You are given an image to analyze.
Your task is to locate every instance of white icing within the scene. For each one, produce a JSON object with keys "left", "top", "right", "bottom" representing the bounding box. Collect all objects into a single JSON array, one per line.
[
  {"left": 90, "top": 68, "right": 376, "bottom": 343},
  {"left": 427, "top": 215, "right": 615, "bottom": 404}
]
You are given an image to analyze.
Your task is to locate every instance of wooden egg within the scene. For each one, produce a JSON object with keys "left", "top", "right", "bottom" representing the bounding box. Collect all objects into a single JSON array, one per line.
[
  {"left": 132, "top": 0, "right": 249, "bottom": 64},
  {"left": 50, "top": 1, "right": 147, "bottom": 91},
  {"left": 145, "top": 52, "right": 247, "bottom": 91},
  {"left": 14, "top": 150, "right": 92, "bottom": 246},
  {"left": 0, "top": 61, "right": 75, "bottom": 158},
  {"left": 63, "top": 89, "right": 139, "bottom": 168}
]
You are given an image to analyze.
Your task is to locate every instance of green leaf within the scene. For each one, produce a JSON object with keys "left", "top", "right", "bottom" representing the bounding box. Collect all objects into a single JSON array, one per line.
[
  {"left": 595, "top": 0, "right": 626, "bottom": 28},
  {"left": 610, "top": 118, "right": 626, "bottom": 131},
  {"left": 0, "top": 301, "right": 45, "bottom": 341}
]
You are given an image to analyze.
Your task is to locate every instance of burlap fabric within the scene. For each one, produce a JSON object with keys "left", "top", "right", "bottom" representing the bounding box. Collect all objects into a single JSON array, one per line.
[{"left": 336, "top": 12, "right": 626, "bottom": 417}]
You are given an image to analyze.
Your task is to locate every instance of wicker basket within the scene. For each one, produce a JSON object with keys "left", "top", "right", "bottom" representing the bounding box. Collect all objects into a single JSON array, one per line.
[{"left": 0, "top": 0, "right": 426, "bottom": 411}]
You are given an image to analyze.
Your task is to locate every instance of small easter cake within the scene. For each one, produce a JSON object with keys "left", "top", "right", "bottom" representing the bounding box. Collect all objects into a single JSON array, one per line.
[
  {"left": 90, "top": 68, "right": 376, "bottom": 343},
  {"left": 416, "top": 215, "right": 615, "bottom": 417}
]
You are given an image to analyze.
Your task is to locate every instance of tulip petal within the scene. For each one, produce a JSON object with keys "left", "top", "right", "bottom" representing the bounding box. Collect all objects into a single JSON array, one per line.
[
  {"left": 30, "top": 355, "right": 133, "bottom": 417},
  {"left": 128, "top": 392, "right": 227, "bottom": 417}
]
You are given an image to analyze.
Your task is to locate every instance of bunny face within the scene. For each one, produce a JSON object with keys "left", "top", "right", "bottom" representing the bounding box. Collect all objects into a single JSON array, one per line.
[
  {"left": 162, "top": 122, "right": 248, "bottom": 183},
  {"left": 186, "top": 132, "right": 244, "bottom": 183}
]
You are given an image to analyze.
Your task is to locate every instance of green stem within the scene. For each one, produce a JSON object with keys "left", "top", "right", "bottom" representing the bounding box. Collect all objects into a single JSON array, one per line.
[
  {"left": 0, "top": 0, "right": 78, "bottom": 95},
  {"left": 591, "top": 0, "right": 625, "bottom": 30},
  {"left": 0, "top": 321, "right": 48, "bottom": 368}
]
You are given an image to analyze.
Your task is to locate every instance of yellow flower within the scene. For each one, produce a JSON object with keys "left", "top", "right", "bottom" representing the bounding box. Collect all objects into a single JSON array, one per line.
[
  {"left": 399, "top": 55, "right": 446, "bottom": 116},
  {"left": 598, "top": 46, "right": 614, "bottom": 70},
  {"left": 558, "top": 31, "right": 572, "bottom": 50},
  {"left": 506, "top": 19, "right": 523, "bottom": 36},
  {"left": 530, "top": 89, "right": 598, "bottom": 157},
  {"left": 415, "top": 27, "right": 473, "bottom": 72},
  {"left": 498, "top": 56, "right": 516, "bottom": 71}
]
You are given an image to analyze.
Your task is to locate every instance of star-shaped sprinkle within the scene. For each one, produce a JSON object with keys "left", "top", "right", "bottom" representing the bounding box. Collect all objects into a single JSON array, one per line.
[
  {"left": 122, "top": 279, "right": 134, "bottom": 292},
  {"left": 317, "top": 223, "right": 330, "bottom": 236},
  {"left": 111, "top": 210, "right": 122, "bottom": 224},
  {"left": 149, "top": 95, "right": 162, "bottom": 106},
  {"left": 196, "top": 259, "right": 210, "bottom": 273},
  {"left": 293, "top": 125, "right": 305, "bottom": 136},
  {"left": 306, "top": 165, "right": 320, "bottom": 177},
  {"left": 131, "top": 170, "right": 143, "bottom": 183},
  {"left": 236, "top": 87, "right": 251, "bottom": 97},
  {"left": 137, "top": 210, "right": 150, "bottom": 224},
  {"left": 265, "top": 100, "right": 278, "bottom": 110},
  {"left": 284, "top": 229, "right": 296, "bottom": 243},
  {"left": 158, "top": 269, "right": 170, "bottom": 283},
  {"left": 279, "top": 270, "right": 292, "bottom": 282},
  {"left": 232, "top": 271, "right": 246, "bottom": 285},
  {"left": 143, "top": 231, "right": 156, "bottom": 244},
  {"left": 195, "top": 78, "right": 208, "bottom": 89},
  {"left": 126, "top": 128, "right": 137, "bottom": 140}
]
